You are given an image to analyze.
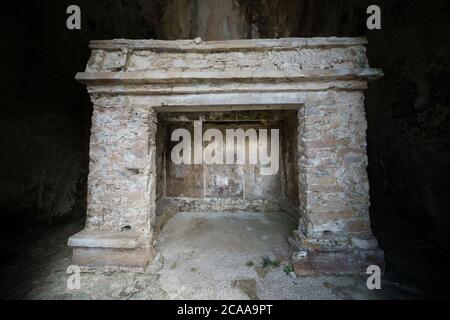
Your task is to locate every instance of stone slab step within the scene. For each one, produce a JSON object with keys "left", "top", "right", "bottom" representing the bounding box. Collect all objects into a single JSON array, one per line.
[{"left": 68, "top": 231, "right": 145, "bottom": 249}]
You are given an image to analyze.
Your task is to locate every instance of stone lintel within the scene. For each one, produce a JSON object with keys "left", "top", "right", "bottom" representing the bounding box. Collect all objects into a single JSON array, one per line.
[
  {"left": 76, "top": 68, "right": 383, "bottom": 85},
  {"left": 89, "top": 37, "right": 368, "bottom": 52},
  {"left": 125, "top": 91, "right": 346, "bottom": 110}
]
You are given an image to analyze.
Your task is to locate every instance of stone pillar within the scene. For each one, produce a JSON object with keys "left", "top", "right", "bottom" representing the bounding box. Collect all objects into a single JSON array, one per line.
[
  {"left": 292, "top": 91, "right": 384, "bottom": 275},
  {"left": 68, "top": 96, "right": 157, "bottom": 272}
]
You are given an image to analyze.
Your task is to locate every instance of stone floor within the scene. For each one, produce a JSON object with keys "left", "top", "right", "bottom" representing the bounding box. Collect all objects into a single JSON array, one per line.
[{"left": 0, "top": 212, "right": 422, "bottom": 300}]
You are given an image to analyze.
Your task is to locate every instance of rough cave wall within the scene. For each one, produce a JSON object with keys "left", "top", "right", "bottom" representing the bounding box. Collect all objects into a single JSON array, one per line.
[{"left": 1, "top": 0, "right": 449, "bottom": 289}]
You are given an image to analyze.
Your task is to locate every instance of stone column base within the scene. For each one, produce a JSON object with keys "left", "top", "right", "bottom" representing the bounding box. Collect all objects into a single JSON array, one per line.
[
  {"left": 289, "top": 232, "right": 384, "bottom": 275},
  {"left": 68, "top": 231, "right": 156, "bottom": 272}
]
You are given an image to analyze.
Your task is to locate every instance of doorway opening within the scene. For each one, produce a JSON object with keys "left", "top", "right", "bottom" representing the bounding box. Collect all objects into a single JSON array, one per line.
[
  {"left": 153, "top": 109, "right": 302, "bottom": 297},
  {"left": 154, "top": 109, "right": 301, "bottom": 236}
]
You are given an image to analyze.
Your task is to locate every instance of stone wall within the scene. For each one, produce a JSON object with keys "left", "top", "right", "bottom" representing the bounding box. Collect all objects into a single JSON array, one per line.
[
  {"left": 298, "top": 91, "right": 370, "bottom": 239},
  {"left": 86, "top": 96, "right": 157, "bottom": 234}
]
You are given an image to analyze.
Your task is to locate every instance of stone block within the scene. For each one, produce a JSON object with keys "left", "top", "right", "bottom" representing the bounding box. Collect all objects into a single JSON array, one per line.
[
  {"left": 68, "top": 231, "right": 156, "bottom": 272},
  {"left": 68, "top": 231, "right": 142, "bottom": 249},
  {"left": 351, "top": 237, "right": 379, "bottom": 250},
  {"left": 354, "top": 247, "right": 385, "bottom": 270}
]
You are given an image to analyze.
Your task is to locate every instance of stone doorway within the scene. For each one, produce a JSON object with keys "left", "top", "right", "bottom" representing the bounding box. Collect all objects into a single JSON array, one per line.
[{"left": 68, "top": 37, "right": 384, "bottom": 275}]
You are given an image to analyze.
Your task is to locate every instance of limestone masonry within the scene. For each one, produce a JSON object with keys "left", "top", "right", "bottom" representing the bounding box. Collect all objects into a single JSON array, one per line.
[{"left": 69, "top": 37, "right": 384, "bottom": 274}]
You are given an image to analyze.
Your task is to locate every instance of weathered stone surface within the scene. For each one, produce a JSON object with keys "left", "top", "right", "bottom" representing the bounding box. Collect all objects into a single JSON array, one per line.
[
  {"left": 85, "top": 105, "right": 157, "bottom": 234},
  {"left": 68, "top": 231, "right": 143, "bottom": 249},
  {"left": 297, "top": 91, "right": 372, "bottom": 239},
  {"left": 71, "top": 37, "right": 383, "bottom": 274},
  {"left": 88, "top": 45, "right": 369, "bottom": 73},
  {"left": 72, "top": 246, "right": 156, "bottom": 273},
  {"left": 77, "top": 38, "right": 382, "bottom": 91},
  {"left": 68, "top": 230, "right": 155, "bottom": 272}
]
